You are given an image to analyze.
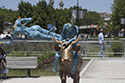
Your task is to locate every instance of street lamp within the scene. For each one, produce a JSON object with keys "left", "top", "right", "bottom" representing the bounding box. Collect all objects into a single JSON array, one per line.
[
  {"left": 121, "top": 18, "right": 125, "bottom": 25},
  {"left": 77, "top": 0, "right": 79, "bottom": 26},
  {"left": 72, "top": 0, "right": 83, "bottom": 26},
  {"left": 121, "top": 18, "right": 125, "bottom": 36}
]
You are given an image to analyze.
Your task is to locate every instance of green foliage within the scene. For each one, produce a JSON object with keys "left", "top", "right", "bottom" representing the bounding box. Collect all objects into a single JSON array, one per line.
[
  {"left": 38, "top": 52, "right": 55, "bottom": 69},
  {"left": 0, "top": 10, "right": 4, "bottom": 33},
  {"left": 79, "top": 10, "right": 103, "bottom": 25},
  {"left": 111, "top": 38, "right": 122, "bottom": 56},
  {"left": 8, "top": 69, "right": 57, "bottom": 76},
  {"left": 18, "top": 1, "right": 33, "bottom": 18},
  {"left": 0, "top": 0, "right": 103, "bottom": 34},
  {"left": 111, "top": 0, "right": 125, "bottom": 35},
  {"left": 9, "top": 51, "right": 27, "bottom": 57}
]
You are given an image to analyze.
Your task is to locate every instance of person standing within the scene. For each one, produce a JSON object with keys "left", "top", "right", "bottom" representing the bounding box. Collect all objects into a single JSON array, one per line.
[
  {"left": 98, "top": 29, "right": 104, "bottom": 58},
  {"left": 0, "top": 47, "right": 8, "bottom": 79}
]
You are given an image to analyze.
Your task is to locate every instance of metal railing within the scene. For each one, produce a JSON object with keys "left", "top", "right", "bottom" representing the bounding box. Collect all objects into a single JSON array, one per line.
[
  {"left": 0, "top": 40, "right": 54, "bottom": 56},
  {"left": 0, "top": 39, "right": 125, "bottom": 57},
  {"left": 79, "top": 39, "right": 125, "bottom": 58}
]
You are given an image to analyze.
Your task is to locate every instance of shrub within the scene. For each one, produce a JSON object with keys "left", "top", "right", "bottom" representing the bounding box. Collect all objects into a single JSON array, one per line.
[
  {"left": 38, "top": 51, "right": 55, "bottom": 69},
  {"left": 111, "top": 37, "right": 122, "bottom": 56}
]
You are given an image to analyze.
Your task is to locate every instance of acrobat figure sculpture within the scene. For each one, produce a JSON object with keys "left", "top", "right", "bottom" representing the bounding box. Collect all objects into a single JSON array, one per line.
[
  {"left": 13, "top": 17, "right": 79, "bottom": 77},
  {"left": 0, "top": 16, "right": 80, "bottom": 78},
  {"left": 53, "top": 23, "right": 79, "bottom": 78},
  {"left": 53, "top": 11, "right": 79, "bottom": 77},
  {"left": 0, "top": 17, "right": 60, "bottom": 44},
  {"left": 12, "top": 17, "right": 61, "bottom": 41}
]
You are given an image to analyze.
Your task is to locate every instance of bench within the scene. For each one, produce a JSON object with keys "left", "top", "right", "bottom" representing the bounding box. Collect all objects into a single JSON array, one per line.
[{"left": 6, "top": 57, "right": 38, "bottom": 77}]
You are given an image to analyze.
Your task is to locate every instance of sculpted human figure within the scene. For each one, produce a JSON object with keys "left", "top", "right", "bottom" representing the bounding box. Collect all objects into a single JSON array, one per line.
[
  {"left": 53, "top": 23, "right": 79, "bottom": 77},
  {"left": 0, "top": 17, "right": 61, "bottom": 44},
  {"left": 0, "top": 17, "right": 62, "bottom": 45},
  {"left": 13, "top": 17, "right": 61, "bottom": 40}
]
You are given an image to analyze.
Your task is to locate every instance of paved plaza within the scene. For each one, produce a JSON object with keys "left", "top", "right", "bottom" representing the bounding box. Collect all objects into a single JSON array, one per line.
[{"left": 1, "top": 58, "right": 125, "bottom": 83}]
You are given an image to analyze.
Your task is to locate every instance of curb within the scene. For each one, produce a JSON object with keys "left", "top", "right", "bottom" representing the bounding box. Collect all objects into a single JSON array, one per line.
[{"left": 80, "top": 59, "right": 94, "bottom": 77}]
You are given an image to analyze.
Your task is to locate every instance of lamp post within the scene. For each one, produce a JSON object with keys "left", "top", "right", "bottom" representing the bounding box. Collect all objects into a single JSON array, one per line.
[
  {"left": 72, "top": 0, "right": 83, "bottom": 26},
  {"left": 77, "top": 0, "right": 79, "bottom": 26},
  {"left": 121, "top": 18, "right": 125, "bottom": 57},
  {"left": 121, "top": 18, "right": 125, "bottom": 36}
]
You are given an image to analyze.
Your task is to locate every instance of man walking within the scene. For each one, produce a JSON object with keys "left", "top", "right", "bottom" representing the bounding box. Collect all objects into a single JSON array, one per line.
[{"left": 98, "top": 29, "right": 104, "bottom": 58}]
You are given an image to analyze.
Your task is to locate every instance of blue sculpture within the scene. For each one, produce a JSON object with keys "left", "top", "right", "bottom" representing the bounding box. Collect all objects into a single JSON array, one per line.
[
  {"left": 0, "top": 17, "right": 61, "bottom": 44},
  {"left": 12, "top": 17, "right": 61, "bottom": 40},
  {"left": 13, "top": 17, "right": 79, "bottom": 76},
  {"left": 0, "top": 17, "right": 80, "bottom": 77},
  {"left": 53, "top": 23, "right": 79, "bottom": 77},
  {"left": 1, "top": 17, "right": 77, "bottom": 44}
]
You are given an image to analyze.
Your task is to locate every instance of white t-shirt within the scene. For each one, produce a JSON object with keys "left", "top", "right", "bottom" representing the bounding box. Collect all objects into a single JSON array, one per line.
[{"left": 98, "top": 32, "right": 104, "bottom": 44}]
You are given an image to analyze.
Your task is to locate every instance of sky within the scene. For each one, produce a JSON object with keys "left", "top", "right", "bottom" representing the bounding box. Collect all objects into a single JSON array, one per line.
[{"left": 0, "top": 0, "right": 114, "bottom": 13}]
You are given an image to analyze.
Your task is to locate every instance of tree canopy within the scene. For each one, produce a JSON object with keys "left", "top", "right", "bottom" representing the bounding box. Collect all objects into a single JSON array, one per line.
[
  {"left": 111, "top": 0, "right": 125, "bottom": 35},
  {"left": 0, "top": 0, "right": 103, "bottom": 34}
]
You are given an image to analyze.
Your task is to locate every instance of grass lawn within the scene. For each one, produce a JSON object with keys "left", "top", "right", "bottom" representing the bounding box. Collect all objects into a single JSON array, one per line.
[{"left": 7, "top": 69, "right": 58, "bottom": 77}]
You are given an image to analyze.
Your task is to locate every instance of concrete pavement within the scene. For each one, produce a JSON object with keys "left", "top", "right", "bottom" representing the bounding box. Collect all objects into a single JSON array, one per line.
[
  {"left": 81, "top": 58, "right": 125, "bottom": 83},
  {"left": 2, "top": 58, "right": 125, "bottom": 83}
]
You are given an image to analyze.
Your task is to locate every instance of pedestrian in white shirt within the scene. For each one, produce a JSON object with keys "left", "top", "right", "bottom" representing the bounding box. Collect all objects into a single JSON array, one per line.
[{"left": 98, "top": 29, "right": 104, "bottom": 58}]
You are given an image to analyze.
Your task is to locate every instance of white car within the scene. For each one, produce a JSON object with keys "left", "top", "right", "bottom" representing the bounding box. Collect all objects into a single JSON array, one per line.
[{"left": 0, "top": 34, "right": 11, "bottom": 39}]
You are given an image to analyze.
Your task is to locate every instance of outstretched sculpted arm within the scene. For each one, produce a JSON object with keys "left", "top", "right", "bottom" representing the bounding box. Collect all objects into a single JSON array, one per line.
[{"left": 22, "top": 18, "right": 32, "bottom": 26}]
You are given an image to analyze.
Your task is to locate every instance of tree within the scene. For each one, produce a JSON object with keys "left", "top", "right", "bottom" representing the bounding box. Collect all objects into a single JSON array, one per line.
[
  {"left": 18, "top": 1, "right": 33, "bottom": 18},
  {"left": 0, "top": 0, "right": 104, "bottom": 35},
  {"left": 0, "top": 8, "right": 17, "bottom": 33},
  {"left": 111, "top": 0, "right": 125, "bottom": 36},
  {"left": 81, "top": 11, "right": 103, "bottom": 25},
  {"left": 32, "top": 0, "right": 48, "bottom": 28},
  {"left": 105, "top": 19, "right": 113, "bottom": 37},
  {"left": 0, "top": 10, "right": 4, "bottom": 33}
]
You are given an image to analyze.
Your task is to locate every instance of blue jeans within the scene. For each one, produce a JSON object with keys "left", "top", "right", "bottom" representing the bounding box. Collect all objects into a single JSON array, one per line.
[
  {"left": 53, "top": 52, "right": 61, "bottom": 72},
  {"left": 71, "top": 51, "right": 79, "bottom": 74},
  {"left": 99, "top": 43, "right": 104, "bottom": 57}
]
